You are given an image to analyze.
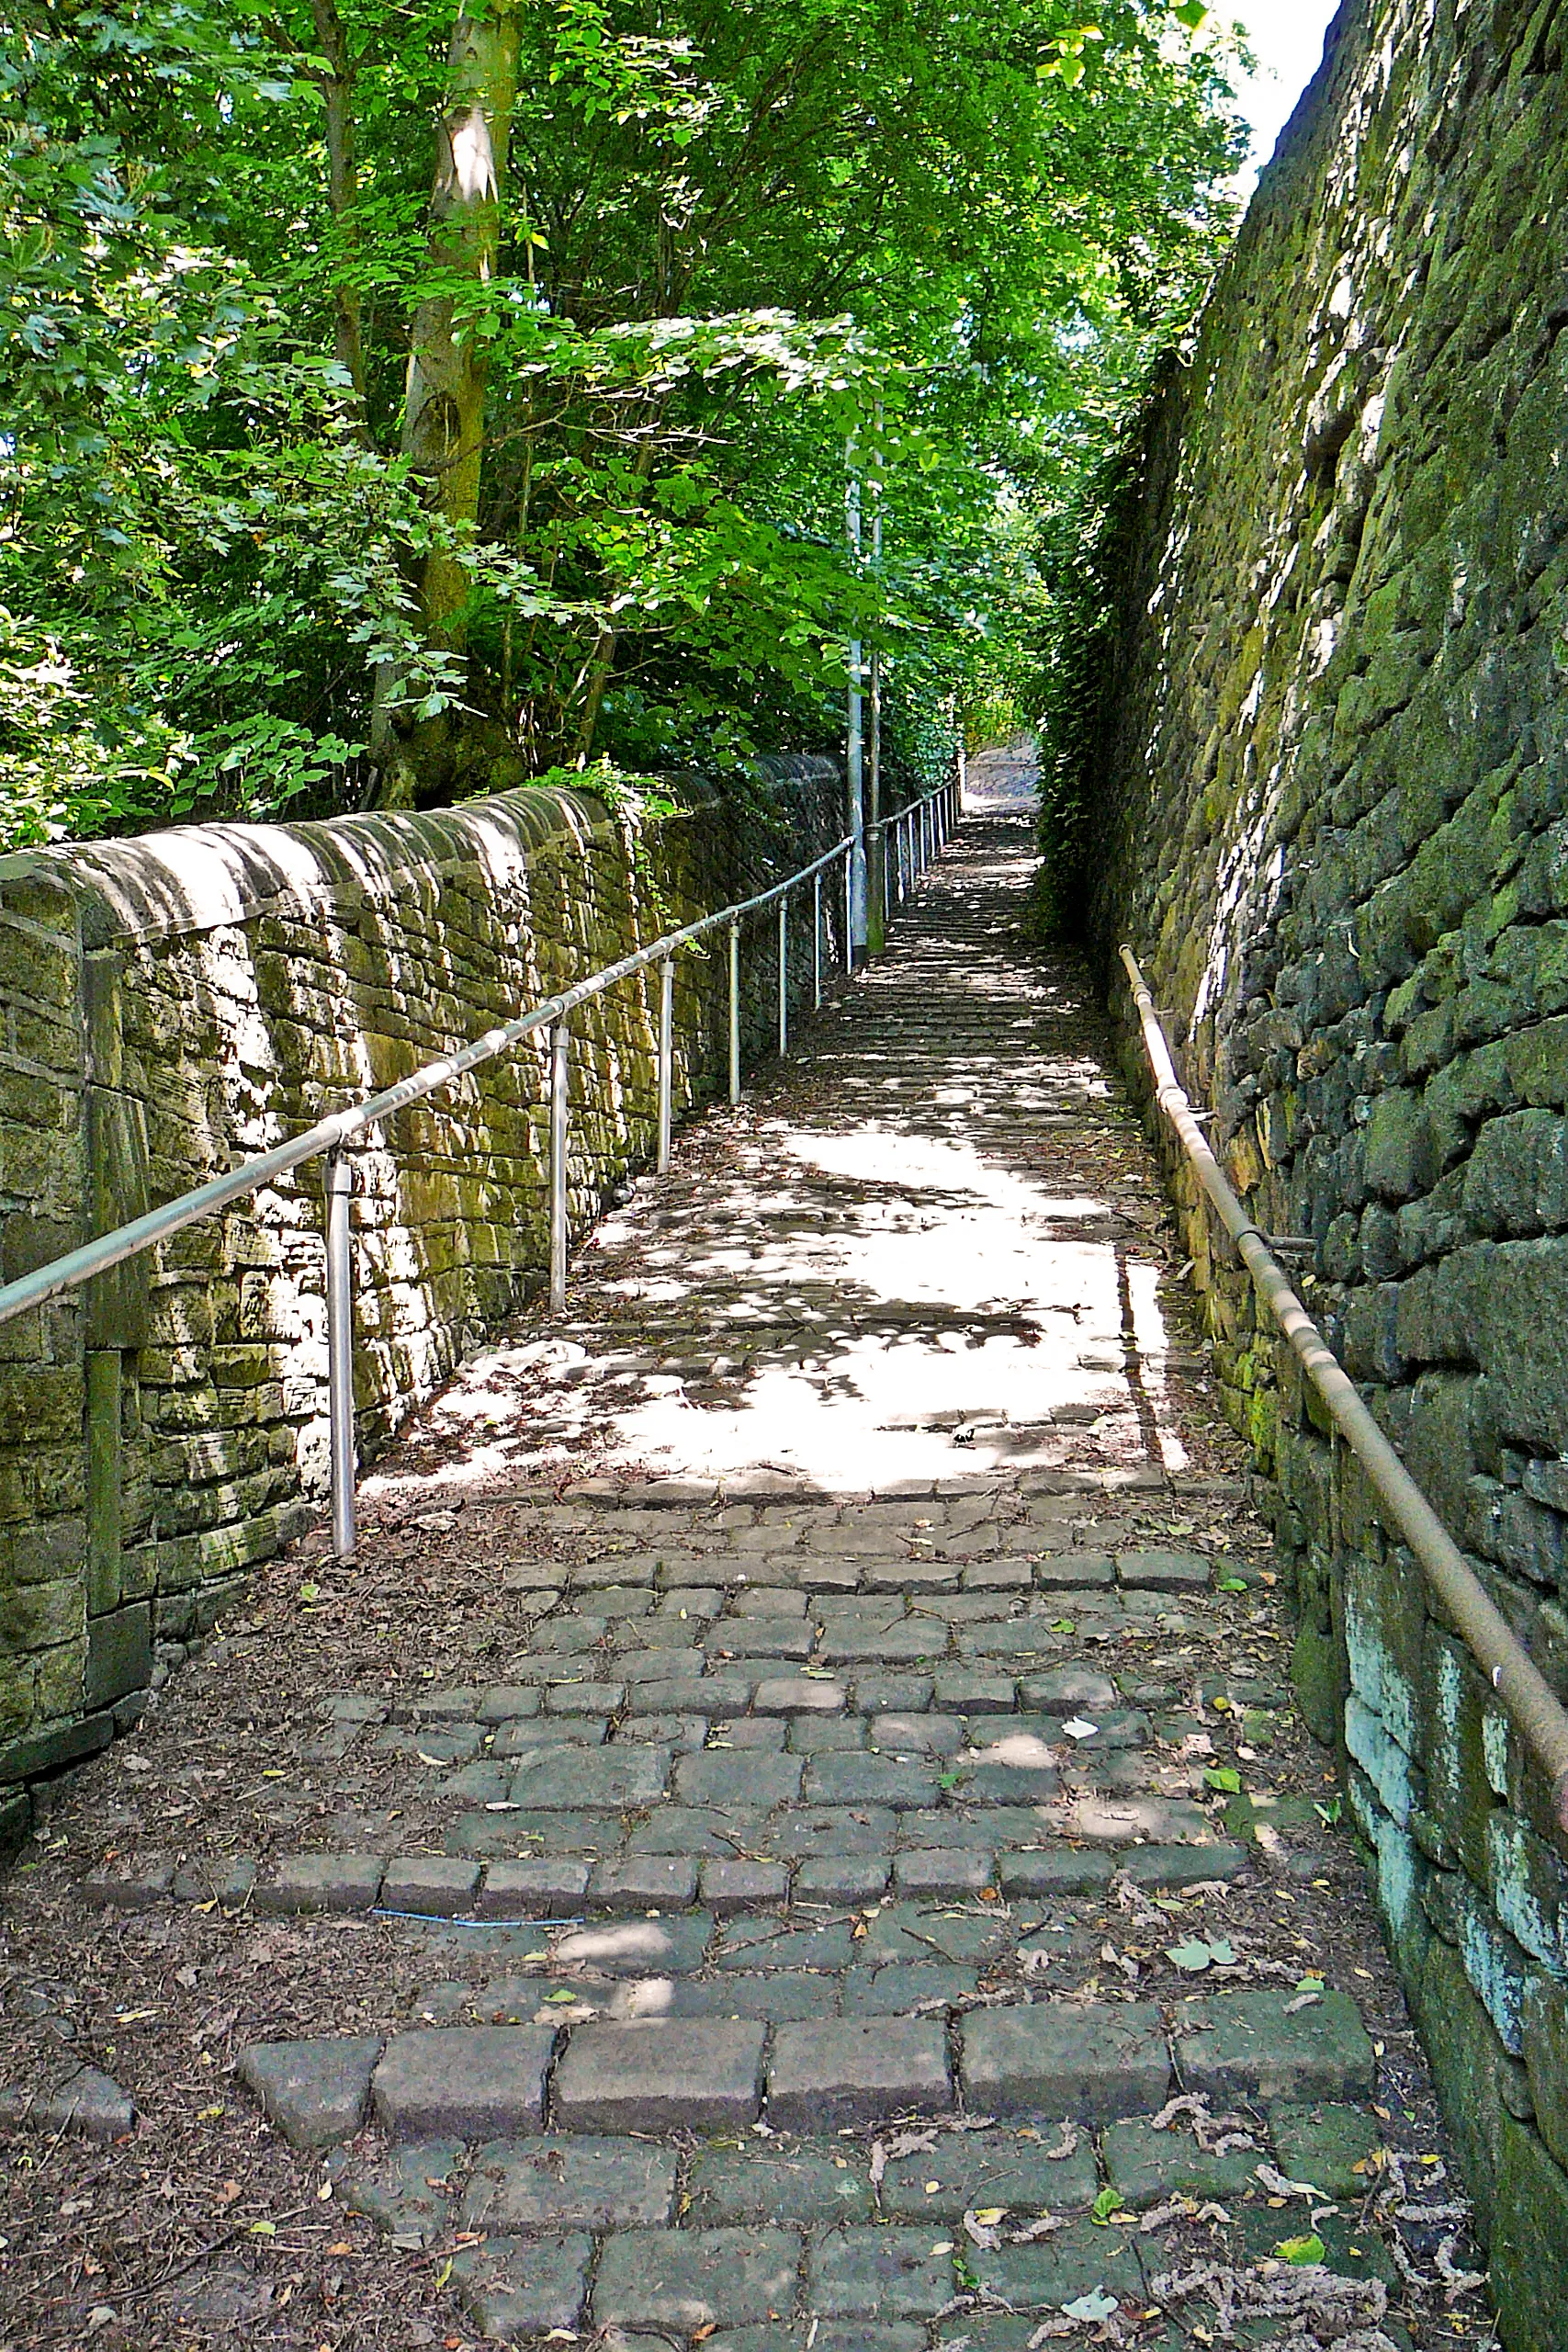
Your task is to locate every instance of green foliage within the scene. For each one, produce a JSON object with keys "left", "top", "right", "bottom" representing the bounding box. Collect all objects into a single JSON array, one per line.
[{"left": 2, "top": 0, "right": 1246, "bottom": 842}]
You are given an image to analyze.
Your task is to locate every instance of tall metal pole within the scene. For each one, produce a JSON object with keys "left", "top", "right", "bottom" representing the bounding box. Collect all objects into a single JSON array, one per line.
[
  {"left": 777, "top": 892, "right": 789, "bottom": 1057},
  {"left": 867, "top": 407, "right": 885, "bottom": 956},
  {"left": 812, "top": 871, "right": 822, "bottom": 1010},
  {"left": 728, "top": 919, "right": 741, "bottom": 1105},
  {"left": 842, "top": 845, "right": 853, "bottom": 971},
  {"left": 325, "top": 1151, "right": 356, "bottom": 1565},
  {"left": 549, "top": 1017, "right": 570, "bottom": 1311},
  {"left": 845, "top": 440, "right": 867, "bottom": 967},
  {"left": 657, "top": 954, "right": 674, "bottom": 1173}
]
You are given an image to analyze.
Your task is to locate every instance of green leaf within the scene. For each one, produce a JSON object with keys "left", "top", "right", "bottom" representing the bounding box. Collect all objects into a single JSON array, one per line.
[
  {"left": 1062, "top": 2289, "right": 1119, "bottom": 2321},
  {"left": 1204, "top": 1767, "right": 1243, "bottom": 1793},
  {"left": 1090, "top": 2187, "right": 1124, "bottom": 2223},
  {"left": 1276, "top": 2233, "right": 1325, "bottom": 2266},
  {"left": 1166, "top": 1938, "right": 1217, "bottom": 1973},
  {"left": 1217, "top": 1576, "right": 1248, "bottom": 1593}
]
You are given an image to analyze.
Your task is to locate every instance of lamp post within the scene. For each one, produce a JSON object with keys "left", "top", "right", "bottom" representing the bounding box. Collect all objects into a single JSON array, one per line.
[{"left": 846, "top": 441, "right": 867, "bottom": 967}]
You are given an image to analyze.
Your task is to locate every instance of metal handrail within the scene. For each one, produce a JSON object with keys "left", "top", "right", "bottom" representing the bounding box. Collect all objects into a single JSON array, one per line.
[
  {"left": 1121, "top": 944, "right": 1568, "bottom": 1835},
  {"left": 0, "top": 775, "right": 960, "bottom": 1565}
]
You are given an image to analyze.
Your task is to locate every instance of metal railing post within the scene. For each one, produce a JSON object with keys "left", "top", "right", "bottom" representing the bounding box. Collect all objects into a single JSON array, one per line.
[
  {"left": 728, "top": 918, "right": 741, "bottom": 1104},
  {"left": 657, "top": 954, "right": 674, "bottom": 1173},
  {"left": 843, "top": 847, "right": 853, "bottom": 971},
  {"left": 777, "top": 890, "right": 789, "bottom": 1056},
  {"left": 325, "top": 1149, "right": 356, "bottom": 1565},
  {"left": 549, "top": 1016, "right": 570, "bottom": 1311},
  {"left": 813, "top": 871, "right": 822, "bottom": 1010}
]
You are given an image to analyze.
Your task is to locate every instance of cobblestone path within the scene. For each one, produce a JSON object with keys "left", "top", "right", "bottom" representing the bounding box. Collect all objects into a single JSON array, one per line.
[{"left": 0, "top": 771, "right": 1491, "bottom": 2350}]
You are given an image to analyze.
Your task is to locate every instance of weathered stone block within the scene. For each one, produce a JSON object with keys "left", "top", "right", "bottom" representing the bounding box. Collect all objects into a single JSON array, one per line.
[
  {"left": 1175, "top": 1987, "right": 1374, "bottom": 2103},
  {"left": 553, "top": 2019, "right": 765, "bottom": 2131},
  {"left": 960, "top": 2002, "right": 1169, "bottom": 2120},
  {"left": 372, "top": 2026, "right": 556, "bottom": 2138},
  {"left": 767, "top": 2018, "right": 952, "bottom": 2128},
  {"left": 239, "top": 2036, "right": 381, "bottom": 2149},
  {"left": 592, "top": 2227, "right": 801, "bottom": 2332}
]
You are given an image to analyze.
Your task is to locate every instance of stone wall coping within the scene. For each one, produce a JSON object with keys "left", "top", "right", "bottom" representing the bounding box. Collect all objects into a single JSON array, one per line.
[
  {"left": 0, "top": 761, "right": 836, "bottom": 955},
  {"left": 0, "top": 782, "right": 705, "bottom": 953}
]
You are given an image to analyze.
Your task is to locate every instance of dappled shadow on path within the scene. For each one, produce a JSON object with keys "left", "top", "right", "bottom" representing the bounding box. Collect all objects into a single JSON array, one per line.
[{"left": 364, "top": 802, "right": 1193, "bottom": 1510}]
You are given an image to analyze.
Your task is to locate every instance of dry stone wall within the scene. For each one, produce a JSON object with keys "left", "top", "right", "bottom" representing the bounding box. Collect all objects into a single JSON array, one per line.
[
  {"left": 1080, "top": 3, "right": 1568, "bottom": 2342},
  {"left": 0, "top": 759, "right": 844, "bottom": 1840}
]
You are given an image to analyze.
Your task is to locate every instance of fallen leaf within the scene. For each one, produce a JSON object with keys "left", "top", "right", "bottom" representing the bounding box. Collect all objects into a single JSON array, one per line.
[{"left": 1061, "top": 2289, "right": 1119, "bottom": 2321}]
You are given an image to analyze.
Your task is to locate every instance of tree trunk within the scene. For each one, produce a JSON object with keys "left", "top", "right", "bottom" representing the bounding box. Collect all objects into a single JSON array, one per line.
[
  {"left": 370, "top": 0, "right": 519, "bottom": 804},
  {"left": 309, "top": 0, "right": 367, "bottom": 419}
]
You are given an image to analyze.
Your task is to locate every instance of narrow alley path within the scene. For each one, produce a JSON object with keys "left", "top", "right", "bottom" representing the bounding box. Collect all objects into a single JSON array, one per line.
[{"left": 0, "top": 760, "right": 1491, "bottom": 2352}]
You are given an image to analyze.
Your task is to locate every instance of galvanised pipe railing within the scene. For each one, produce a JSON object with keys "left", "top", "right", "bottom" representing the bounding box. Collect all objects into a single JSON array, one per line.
[
  {"left": 1121, "top": 944, "right": 1568, "bottom": 1834},
  {"left": 0, "top": 775, "right": 961, "bottom": 1566}
]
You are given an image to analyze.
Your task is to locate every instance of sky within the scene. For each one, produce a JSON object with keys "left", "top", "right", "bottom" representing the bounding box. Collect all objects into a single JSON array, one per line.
[{"left": 1218, "top": 1, "right": 1346, "bottom": 194}]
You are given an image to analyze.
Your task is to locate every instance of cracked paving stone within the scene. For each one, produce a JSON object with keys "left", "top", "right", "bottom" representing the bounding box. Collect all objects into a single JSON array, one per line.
[
  {"left": 1175, "top": 1987, "right": 1376, "bottom": 2103},
  {"left": 960, "top": 2001, "right": 1171, "bottom": 2120},
  {"left": 767, "top": 2017, "right": 953, "bottom": 2127},
  {"left": 552, "top": 2018, "right": 766, "bottom": 2129},
  {"left": 460, "top": 2134, "right": 677, "bottom": 2228},
  {"left": 238, "top": 2036, "right": 381, "bottom": 2149},
  {"left": 592, "top": 2226, "right": 802, "bottom": 2331},
  {"left": 371, "top": 2026, "right": 555, "bottom": 2137}
]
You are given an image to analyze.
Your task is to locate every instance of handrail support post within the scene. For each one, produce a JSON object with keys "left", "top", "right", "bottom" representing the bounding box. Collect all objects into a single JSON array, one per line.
[
  {"left": 549, "top": 1015, "right": 570, "bottom": 1312},
  {"left": 325, "top": 1148, "right": 357, "bottom": 1566},
  {"left": 728, "top": 919, "right": 741, "bottom": 1104},
  {"left": 657, "top": 954, "right": 674, "bottom": 1173}
]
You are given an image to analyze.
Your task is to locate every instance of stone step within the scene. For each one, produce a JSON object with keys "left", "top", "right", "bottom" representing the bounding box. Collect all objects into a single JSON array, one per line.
[
  {"left": 311, "top": 2075, "right": 1392, "bottom": 2340},
  {"left": 85, "top": 1828, "right": 1253, "bottom": 1916},
  {"left": 239, "top": 1986, "right": 1375, "bottom": 2149}
]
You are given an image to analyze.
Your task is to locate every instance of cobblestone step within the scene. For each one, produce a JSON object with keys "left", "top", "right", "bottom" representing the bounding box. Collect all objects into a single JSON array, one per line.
[{"left": 238, "top": 1985, "right": 1375, "bottom": 2149}]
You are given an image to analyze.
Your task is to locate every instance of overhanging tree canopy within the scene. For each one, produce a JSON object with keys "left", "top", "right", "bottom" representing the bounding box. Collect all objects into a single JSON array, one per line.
[{"left": 1, "top": 0, "right": 1243, "bottom": 839}]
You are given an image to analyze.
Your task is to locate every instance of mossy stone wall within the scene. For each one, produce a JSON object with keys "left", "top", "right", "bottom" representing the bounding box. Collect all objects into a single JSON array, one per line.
[
  {"left": 1082, "top": 4, "right": 1568, "bottom": 2344},
  {"left": 0, "top": 761, "right": 844, "bottom": 1841}
]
